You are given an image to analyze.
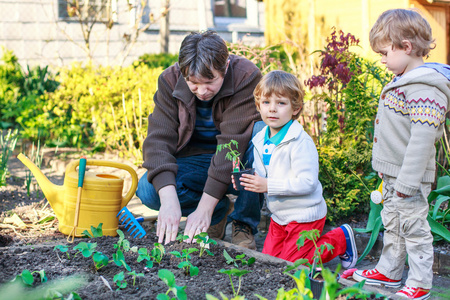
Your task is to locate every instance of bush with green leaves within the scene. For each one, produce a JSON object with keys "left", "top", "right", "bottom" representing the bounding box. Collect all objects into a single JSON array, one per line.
[
  {"left": 0, "top": 48, "right": 59, "bottom": 138},
  {"left": 136, "top": 53, "right": 179, "bottom": 69},
  {"left": 0, "top": 129, "right": 18, "bottom": 186},
  {"left": 44, "top": 62, "right": 160, "bottom": 155},
  {"left": 306, "top": 29, "right": 391, "bottom": 223}
]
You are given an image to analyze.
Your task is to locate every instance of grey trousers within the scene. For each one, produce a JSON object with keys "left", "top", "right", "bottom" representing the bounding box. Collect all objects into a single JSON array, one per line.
[{"left": 376, "top": 175, "right": 433, "bottom": 289}]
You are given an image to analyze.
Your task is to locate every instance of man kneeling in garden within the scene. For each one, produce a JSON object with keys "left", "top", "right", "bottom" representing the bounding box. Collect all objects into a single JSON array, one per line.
[{"left": 136, "top": 30, "right": 264, "bottom": 249}]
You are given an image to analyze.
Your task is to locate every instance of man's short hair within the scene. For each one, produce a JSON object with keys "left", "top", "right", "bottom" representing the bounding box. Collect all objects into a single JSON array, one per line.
[
  {"left": 178, "top": 30, "right": 229, "bottom": 80},
  {"left": 254, "top": 70, "right": 304, "bottom": 120},
  {"left": 369, "top": 9, "right": 435, "bottom": 57}
]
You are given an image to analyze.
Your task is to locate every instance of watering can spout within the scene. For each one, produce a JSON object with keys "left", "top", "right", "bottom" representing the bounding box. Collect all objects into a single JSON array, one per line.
[{"left": 17, "top": 153, "right": 65, "bottom": 216}]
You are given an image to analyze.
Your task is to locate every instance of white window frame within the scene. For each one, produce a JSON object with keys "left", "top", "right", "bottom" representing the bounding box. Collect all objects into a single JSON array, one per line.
[
  {"left": 57, "top": 0, "right": 117, "bottom": 22},
  {"left": 213, "top": 0, "right": 259, "bottom": 27}
]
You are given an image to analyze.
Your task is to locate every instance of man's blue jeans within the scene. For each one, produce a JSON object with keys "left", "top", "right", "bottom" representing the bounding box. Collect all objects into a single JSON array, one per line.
[{"left": 136, "top": 121, "right": 265, "bottom": 234}]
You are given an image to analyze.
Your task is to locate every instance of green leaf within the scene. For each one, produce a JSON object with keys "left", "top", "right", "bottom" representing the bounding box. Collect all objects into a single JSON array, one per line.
[
  {"left": 54, "top": 245, "right": 69, "bottom": 253},
  {"left": 158, "top": 269, "right": 175, "bottom": 287},
  {"left": 90, "top": 223, "right": 103, "bottom": 237},
  {"left": 428, "top": 215, "right": 450, "bottom": 243},
  {"left": 428, "top": 178, "right": 450, "bottom": 202},
  {"left": 81, "top": 230, "right": 93, "bottom": 238},
  {"left": 18, "top": 269, "right": 34, "bottom": 286},
  {"left": 113, "top": 271, "right": 125, "bottom": 282},
  {"left": 169, "top": 251, "right": 181, "bottom": 258},
  {"left": 354, "top": 200, "right": 382, "bottom": 233},
  {"left": 35, "top": 269, "right": 47, "bottom": 283},
  {"left": 93, "top": 252, "right": 109, "bottom": 269},
  {"left": 431, "top": 196, "right": 449, "bottom": 220},
  {"left": 356, "top": 216, "right": 383, "bottom": 264},
  {"left": 178, "top": 261, "right": 190, "bottom": 269},
  {"left": 174, "top": 286, "right": 187, "bottom": 300},
  {"left": 223, "top": 250, "right": 234, "bottom": 264},
  {"left": 189, "top": 266, "right": 199, "bottom": 276}
]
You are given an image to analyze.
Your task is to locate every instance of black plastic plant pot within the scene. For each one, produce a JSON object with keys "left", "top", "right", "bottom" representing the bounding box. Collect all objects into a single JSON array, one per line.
[
  {"left": 308, "top": 269, "right": 340, "bottom": 299},
  {"left": 232, "top": 168, "right": 255, "bottom": 191}
]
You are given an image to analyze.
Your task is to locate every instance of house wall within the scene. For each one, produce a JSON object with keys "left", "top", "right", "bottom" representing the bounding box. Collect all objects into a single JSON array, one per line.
[
  {"left": 0, "top": 0, "right": 265, "bottom": 68},
  {"left": 313, "top": 0, "right": 449, "bottom": 63},
  {"left": 265, "top": 0, "right": 449, "bottom": 64}
]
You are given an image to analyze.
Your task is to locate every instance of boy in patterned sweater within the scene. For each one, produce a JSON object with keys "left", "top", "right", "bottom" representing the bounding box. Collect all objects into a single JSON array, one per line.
[{"left": 353, "top": 9, "right": 450, "bottom": 300}]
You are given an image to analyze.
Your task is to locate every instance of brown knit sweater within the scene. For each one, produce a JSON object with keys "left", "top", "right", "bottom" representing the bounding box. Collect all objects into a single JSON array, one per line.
[{"left": 142, "top": 55, "right": 262, "bottom": 200}]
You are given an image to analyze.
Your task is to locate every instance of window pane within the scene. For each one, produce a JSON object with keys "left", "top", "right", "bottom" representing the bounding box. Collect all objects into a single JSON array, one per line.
[
  {"left": 214, "top": 0, "right": 246, "bottom": 18},
  {"left": 58, "top": 0, "right": 112, "bottom": 20}
]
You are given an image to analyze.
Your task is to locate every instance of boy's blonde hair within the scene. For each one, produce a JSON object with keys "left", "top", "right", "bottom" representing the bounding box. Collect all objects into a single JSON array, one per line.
[
  {"left": 369, "top": 9, "right": 435, "bottom": 57},
  {"left": 254, "top": 70, "right": 304, "bottom": 119}
]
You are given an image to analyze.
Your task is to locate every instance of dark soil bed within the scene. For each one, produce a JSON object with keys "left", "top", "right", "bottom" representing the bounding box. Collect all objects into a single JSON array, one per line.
[
  {"left": 0, "top": 230, "right": 292, "bottom": 299},
  {"left": 0, "top": 175, "right": 292, "bottom": 299},
  {"left": 1, "top": 164, "right": 448, "bottom": 299}
]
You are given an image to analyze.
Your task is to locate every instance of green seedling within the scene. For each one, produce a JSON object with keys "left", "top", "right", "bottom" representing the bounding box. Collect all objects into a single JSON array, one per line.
[
  {"left": 206, "top": 293, "right": 246, "bottom": 300},
  {"left": 176, "top": 234, "right": 189, "bottom": 242},
  {"left": 92, "top": 251, "right": 109, "bottom": 270},
  {"left": 194, "top": 232, "right": 217, "bottom": 257},
  {"left": 113, "top": 271, "right": 127, "bottom": 290},
  {"left": 216, "top": 139, "right": 247, "bottom": 171},
  {"left": 114, "top": 229, "right": 137, "bottom": 252},
  {"left": 54, "top": 245, "right": 70, "bottom": 259},
  {"left": 82, "top": 223, "right": 104, "bottom": 238},
  {"left": 128, "top": 270, "right": 145, "bottom": 286},
  {"left": 44, "top": 290, "right": 82, "bottom": 300},
  {"left": 223, "top": 250, "right": 255, "bottom": 267},
  {"left": 13, "top": 269, "right": 48, "bottom": 286},
  {"left": 137, "top": 247, "right": 153, "bottom": 268},
  {"left": 137, "top": 243, "right": 165, "bottom": 268},
  {"left": 276, "top": 265, "right": 314, "bottom": 300},
  {"left": 113, "top": 249, "right": 131, "bottom": 271},
  {"left": 73, "top": 242, "right": 97, "bottom": 258},
  {"left": 218, "top": 268, "right": 251, "bottom": 297},
  {"left": 2, "top": 274, "right": 86, "bottom": 300},
  {"left": 169, "top": 248, "right": 199, "bottom": 276},
  {"left": 151, "top": 242, "right": 165, "bottom": 263},
  {"left": 156, "top": 269, "right": 187, "bottom": 300},
  {"left": 297, "top": 229, "right": 334, "bottom": 278}
]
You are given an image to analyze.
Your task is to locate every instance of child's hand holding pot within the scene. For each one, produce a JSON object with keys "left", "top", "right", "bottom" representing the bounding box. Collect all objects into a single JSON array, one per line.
[{"left": 235, "top": 173, "right": 267, "bottom": 193}]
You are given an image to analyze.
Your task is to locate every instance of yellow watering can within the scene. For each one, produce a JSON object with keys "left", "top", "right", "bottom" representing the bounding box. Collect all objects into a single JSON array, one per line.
[{"left": 17, "top": 153, "right": 138, "bottom": 237}]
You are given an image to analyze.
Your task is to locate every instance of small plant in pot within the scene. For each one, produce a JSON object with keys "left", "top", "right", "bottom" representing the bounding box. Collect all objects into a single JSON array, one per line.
[
  {"left": 216, "top": 139, "right": 254, "bottom": 191},
  {"left": 296, "top": 229, "right": 340, "bottom": 299}
]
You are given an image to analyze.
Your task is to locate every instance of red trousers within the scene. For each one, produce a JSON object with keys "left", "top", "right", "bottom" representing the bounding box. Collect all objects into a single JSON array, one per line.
[{"left": 262, "top": 217, "right": 347, "bottom": 263}]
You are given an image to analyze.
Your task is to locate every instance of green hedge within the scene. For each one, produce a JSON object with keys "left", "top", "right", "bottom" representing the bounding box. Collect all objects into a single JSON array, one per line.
[{"left": 45, "top": 62, "right": 161, "bottom": 158}]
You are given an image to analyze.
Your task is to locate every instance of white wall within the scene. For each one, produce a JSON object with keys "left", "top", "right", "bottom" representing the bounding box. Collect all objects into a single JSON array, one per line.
[{"left": 0, "top": 0, "right": 264, "bottom": 68}]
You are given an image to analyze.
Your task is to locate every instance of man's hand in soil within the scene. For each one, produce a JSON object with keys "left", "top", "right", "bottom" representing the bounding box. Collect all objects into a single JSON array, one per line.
[
  {"left": 157, "top": 185, "right": 182, "bottom": 244},
  {"left": 183, "top": 193, "right": 219, "bottom": 243}
]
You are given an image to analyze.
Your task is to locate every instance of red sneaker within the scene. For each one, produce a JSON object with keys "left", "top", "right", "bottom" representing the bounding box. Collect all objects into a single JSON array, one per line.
[
  {"left": 353, "top": 269, "right": 402, "bottom": 288},
  {"left": 396, "top": 286, "right": 430, "bottom": 300}
]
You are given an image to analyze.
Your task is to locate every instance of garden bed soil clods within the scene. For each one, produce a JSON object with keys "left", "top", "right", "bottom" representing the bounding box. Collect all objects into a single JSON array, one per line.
[{"left": 0, "top": 230, "right": 293, "bottom": 299}]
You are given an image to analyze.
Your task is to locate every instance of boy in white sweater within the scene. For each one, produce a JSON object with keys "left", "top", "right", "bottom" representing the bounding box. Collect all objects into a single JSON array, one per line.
[
  {"left": 353, "top": 9, "right": 450, "bottom": 300},
  {"left": 235, "top": 70, "right": 358, "bottom": 268}
]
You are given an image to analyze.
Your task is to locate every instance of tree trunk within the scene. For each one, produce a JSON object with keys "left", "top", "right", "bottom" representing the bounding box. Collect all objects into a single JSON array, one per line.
[{"left": 160, "top": 0, "right": 170, "bottom": 53}]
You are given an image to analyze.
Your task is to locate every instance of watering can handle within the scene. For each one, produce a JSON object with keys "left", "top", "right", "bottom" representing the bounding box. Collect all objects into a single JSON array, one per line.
[{"left": 67, "top": 159, "right": 138, "bottom": 208}]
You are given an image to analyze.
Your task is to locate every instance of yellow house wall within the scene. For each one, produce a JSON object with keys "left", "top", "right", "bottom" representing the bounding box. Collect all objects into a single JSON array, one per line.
[
  {"left": 410, "top": 0, "right": 448, "bottom": 64},
  {"left": 265, "top": 0, "right": 448, "bottom": 64}
]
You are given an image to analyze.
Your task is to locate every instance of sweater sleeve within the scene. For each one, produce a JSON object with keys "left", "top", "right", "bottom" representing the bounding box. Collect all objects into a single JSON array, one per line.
[
  {"left": 142, "top": 67, "right": 180, "bottom": 192},
  {"left": 204, "top": 63, "right": 262, "bottom": 199},
  {"left": 395, "top": 85, "right": 448, "bottom": 195}
]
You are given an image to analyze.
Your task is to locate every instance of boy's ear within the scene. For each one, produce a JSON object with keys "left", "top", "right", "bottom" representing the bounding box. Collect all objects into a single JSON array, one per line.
[
  {"left": 292, "top": 105, "right": 302, "bottom": 117},
  {"left": 401, "top": 40, "right": 413, "bottom": 54}
]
